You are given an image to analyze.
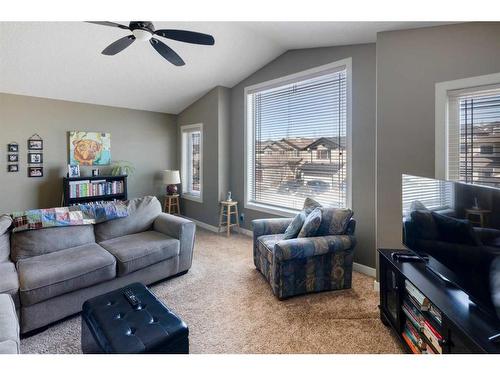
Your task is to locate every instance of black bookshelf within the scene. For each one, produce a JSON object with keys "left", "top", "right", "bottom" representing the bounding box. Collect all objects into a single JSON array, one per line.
[
  {"left": 379, "top": 248, "right": 500, "bottom": 354},
  {"left": 63, "top": 175, "right": 127, "bottom": 206}
]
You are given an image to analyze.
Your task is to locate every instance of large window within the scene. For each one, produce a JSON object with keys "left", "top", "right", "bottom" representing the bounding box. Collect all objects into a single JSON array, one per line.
[
  {"left": 447, "top": 85, "right": 500, "bottom": 187},
  {"left": 245, "top": 60, "right": 351, "bottom": 214},
  {"left": 181, "top": 124, "right": 203, "bottom": 202}
]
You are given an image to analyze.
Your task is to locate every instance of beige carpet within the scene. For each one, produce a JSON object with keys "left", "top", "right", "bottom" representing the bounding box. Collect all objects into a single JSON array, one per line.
[{"left": 21, "top": 229, "right": 402, "bottom": 354}]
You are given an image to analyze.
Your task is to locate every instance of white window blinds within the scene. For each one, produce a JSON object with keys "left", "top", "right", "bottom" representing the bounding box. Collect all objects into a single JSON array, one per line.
[
  {"left": 402, "top": 174, "right": 454, "bottom": 215},
  {"left": 448, "top": 85, "right": 500, "bottom": 187},
  {"left": 246, "top": 67, "right": 348, "bottom": 211},
  {"left": 181, "top": 124, "right": 202, "bottom": 199}
]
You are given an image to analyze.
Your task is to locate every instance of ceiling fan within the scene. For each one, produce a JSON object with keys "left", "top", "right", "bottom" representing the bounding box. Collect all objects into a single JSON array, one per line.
[{"left": 87, "top": 21, "right": 215, "bottom": 66}]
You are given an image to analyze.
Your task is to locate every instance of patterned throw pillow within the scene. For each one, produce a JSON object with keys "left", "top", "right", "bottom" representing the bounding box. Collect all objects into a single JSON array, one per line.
[
  {"left": 316, "top": 206, "right": 353, "bottom": 236},
  {"left": 283, "top": 211, "right": 307, "bottom": 239},
  {"left": 298, "top": 207, "right": 323, "bottom": 238},
  {"left": 303, "top": 197, "right": 322, "bottom": 214}
]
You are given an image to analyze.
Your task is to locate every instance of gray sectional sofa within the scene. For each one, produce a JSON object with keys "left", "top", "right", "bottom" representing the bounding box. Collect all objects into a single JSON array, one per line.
[{"left": 0, "top": 196, "right": 196, "bottom": 335}]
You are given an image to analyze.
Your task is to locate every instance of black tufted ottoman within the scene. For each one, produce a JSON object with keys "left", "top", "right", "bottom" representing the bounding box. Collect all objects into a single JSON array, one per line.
[{"left": 81, "top": 283, "right": 189, "bottom": 354}]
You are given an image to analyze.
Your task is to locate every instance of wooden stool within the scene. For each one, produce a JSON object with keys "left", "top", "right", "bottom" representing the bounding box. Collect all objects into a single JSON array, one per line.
[
  {"left": 164, "top": 194, "right": 180, "bottom": 215},
  {"left": 465, "top": 208, "right": 491, "bottom": 227},
  {"left": 218, "top": 200, "right": 240, "bottom": 237}
]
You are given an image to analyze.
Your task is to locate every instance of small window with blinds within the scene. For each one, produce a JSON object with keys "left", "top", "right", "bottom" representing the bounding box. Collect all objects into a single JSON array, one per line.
[
  {"left": 448, "top": 85, "right": 500, "bottom": 187},
  {"left": 181, "top": 123, "right": 203, "bottom": 202},
  {"left": 245, "top": 63, "right": 350, "bottom": 213}
]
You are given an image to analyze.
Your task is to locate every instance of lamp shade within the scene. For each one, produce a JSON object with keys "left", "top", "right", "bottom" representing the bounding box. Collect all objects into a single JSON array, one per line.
[{"left": 163, "top": 170, "right": 181, "bottom": 185}]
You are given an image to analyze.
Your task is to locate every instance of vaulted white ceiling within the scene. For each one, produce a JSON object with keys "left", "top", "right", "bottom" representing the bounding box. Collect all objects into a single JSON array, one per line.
[{"left": 0, "top": 22, "right": 449, "bottom": 114}]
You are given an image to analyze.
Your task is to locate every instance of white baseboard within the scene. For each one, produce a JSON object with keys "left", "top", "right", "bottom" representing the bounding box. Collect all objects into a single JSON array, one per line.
[
  {"left": 181, "top": 216, "right": 219, "bottom": 233},
  {"left": 373, "top": 280, "right": 380, "bottom": 292},
  {"left": 353, "top": 262, "right": 376, "bottom": 278},
  {"left": 182, "top": 216, "right": 253, "bottom": 236}
]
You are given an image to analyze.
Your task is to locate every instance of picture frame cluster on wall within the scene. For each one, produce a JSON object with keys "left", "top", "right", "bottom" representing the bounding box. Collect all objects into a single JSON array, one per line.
[
  {"left": 7, "top": 142, "right": 19, "bottom": 172},
  {"left": 27, "top": 134, "right": 44, "bottom": 177}
]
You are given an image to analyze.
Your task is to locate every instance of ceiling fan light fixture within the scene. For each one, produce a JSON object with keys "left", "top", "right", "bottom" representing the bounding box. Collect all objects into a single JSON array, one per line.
[{"left": 132, "top": 29, "right": 152, "bottom": 41}]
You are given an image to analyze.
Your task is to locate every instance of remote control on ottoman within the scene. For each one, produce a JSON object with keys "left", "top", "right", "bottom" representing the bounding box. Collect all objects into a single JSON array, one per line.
[{"left": 81, "top": 283, "right": 189, "bottom": 354}]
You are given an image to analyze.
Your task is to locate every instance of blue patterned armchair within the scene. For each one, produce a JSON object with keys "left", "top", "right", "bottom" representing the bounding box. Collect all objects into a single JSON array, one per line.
[{"left": 252, "top": 217, "right": 356, "bottom": 299}]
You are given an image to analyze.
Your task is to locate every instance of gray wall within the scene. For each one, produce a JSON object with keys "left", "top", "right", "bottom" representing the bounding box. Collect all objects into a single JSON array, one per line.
[
  {"left": 0, "top": 93, "right": 178, "bottom": 213},
  {"left": 376, "top": 22, "right": 500, "bottom": 252},
  {"left": 177, "top": 86, "right": 230, "bottom": 227},
  {"left": 229, "top": 44, "right": 377, "bottom": 268}
]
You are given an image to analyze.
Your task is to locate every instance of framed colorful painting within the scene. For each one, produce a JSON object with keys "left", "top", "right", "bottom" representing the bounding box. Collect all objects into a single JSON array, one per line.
[{"left": 69, "top": 131, "right": 111, "bottom": 166}]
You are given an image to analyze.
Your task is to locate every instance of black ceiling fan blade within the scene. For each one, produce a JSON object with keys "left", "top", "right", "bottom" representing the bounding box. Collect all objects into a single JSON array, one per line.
[
  {"left": 86, "top": 21, "right": 130, "bottom": 30},
  {"left": 102, "top": 35, "right": 135, "bottom": 55},
  {"left": 154, "top": 29, "right": 215, "bottom": 45},
  {"left": 150, "top": 38, "right": 185, "bottom": 66}
]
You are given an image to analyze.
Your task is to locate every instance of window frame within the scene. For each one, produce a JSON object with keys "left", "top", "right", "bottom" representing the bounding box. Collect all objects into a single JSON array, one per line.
[
  {"left": 243, "top": 58, "right": 353, "bottom": 217},
  {"left": 180, "top": 123, "right": 203, "bottom": 203},
  {"left": 435, "top": 72, "right": 500, "bottom": 180}
]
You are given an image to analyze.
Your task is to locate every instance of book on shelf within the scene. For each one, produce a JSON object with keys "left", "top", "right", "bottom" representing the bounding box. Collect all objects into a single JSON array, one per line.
[
  {"left": 422, "top": 319, "right": 443, "bottom": 354},
  {"left": 402, "top": 299, "right": 424, "bottom": 329},
  {"left": 68, "top": 179, "right": 124, "bottom": 199},
  {"left": 402, "top": 330, "right": 421, "bottom": 354},
  {"left": 405, "top": 280, "right": 431, "bottom": 310}
]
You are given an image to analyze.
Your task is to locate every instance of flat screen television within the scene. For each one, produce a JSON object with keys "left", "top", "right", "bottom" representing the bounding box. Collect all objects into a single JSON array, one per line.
[{"left": 402, "top": 174, "right": 500, "bottom": 321}]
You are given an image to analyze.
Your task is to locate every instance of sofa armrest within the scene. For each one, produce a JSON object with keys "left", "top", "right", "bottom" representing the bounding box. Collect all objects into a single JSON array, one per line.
[
  {"left": 274, "top": 235, "right": 356, "bottom": 262},
  {"left": 154, "top": 213, "right": 196, "bottom": 272},
  {"left": 252, "top": 218, "right": 293, "bottom": 239}
]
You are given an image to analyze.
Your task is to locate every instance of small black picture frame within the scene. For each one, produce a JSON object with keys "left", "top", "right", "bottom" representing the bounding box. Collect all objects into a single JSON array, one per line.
[
  {"left": 28, "top": 166, "right": 43, "bottom": 178},
  {"left": 28, "top": 152, "right": 43, "bottom": 164},
  {"left": 8, "top": 143, "right": 19, "bottom": 152},
  {"left": 8, "top": 164, "right": 19, "bottom": 173},
  {"left": 28, "top": 139, "right": 43, "bottom": 150},
  {"left": 8, "top": 154, "right": 19, "bottom": 163}
]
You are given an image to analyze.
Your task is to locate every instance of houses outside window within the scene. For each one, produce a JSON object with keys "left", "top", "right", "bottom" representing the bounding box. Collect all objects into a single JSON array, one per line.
[
  {"left": 245, "top": 59, "right": 351, "bottom": 214},
  {"left": 181, "top": 123, "right": 203, "bottom": 202}
]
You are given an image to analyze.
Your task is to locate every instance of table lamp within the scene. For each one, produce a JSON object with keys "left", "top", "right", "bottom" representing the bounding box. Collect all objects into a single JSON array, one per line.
[{"left": 163, "top": 170, "right": 181, "bottom": 195}]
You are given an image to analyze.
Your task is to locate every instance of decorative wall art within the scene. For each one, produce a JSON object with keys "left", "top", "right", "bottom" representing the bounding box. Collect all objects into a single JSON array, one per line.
[
  {"left": 69, "top": 131, "right": 111, "bottom": 166},
  {"left": 7, "top": 141, "right": 19, "bottom": 172},
  {"left": 27, "top": 134, "right": 44, "bottom": 177},
  {"left": 28, "top": 166, "right": 43, "bottom": 178},
  {"left": 28, "top": 153, "right": 43, "bottom": 164}
]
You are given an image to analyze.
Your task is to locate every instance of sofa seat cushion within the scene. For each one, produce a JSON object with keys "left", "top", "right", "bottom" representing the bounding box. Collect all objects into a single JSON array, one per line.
[
  {"left": 0, "top": 294, "right": 20, "bottom": 354},
  {"left": 99, "top": 231, "right": 180, "bottom": 276},
  {"left": 0, "top": 262, "right": 19, "bottom": 296},
  {"left": 257, "top": 234, "right": 285, "bottom": 264},
  {"left": 17, "top": 243, "right": 116, "bottom": 306}
]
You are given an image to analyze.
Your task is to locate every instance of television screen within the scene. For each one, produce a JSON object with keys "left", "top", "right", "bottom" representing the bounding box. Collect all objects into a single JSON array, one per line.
[{"left": 402, "top": 174, "right": 500, "bottom": 319}]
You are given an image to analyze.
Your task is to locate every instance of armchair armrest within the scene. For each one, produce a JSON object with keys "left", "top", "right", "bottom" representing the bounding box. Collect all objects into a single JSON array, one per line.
[
  {"left": 252, "top": 218, "right": 293, "bottom": 238},
  {"left": 153, "top": 213, "right": 196, "bottom": 272},
  {"left": 274, "top": 235, "right": 356, "bottom": 262},
  {"left": 0, "top": 261, "right": 19, "bottom": 296}
]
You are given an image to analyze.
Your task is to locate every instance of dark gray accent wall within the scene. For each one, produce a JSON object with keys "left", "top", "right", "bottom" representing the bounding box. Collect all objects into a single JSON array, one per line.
[
  {"left": 376, "top": 23, "right": 500, "bottom": 252},
  {"left": 229, "top": 44, "right": 377, "bottom": 268},
  {"left": 177, "top": 86, "right": 230, "bottom": 227},
  {"left": 0, "top": 93, "right": 178, "bottom": 214}
]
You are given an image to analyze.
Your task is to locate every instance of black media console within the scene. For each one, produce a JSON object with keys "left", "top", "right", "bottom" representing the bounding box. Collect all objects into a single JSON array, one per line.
[{"left": 378, "top": 248, "right": 500, "bottom": 353}]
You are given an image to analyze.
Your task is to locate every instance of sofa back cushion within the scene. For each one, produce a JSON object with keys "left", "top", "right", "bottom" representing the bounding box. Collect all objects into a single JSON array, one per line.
[
  {"left": 10, "top": 224, "right": 95, "bottom": 262},
  {"left": 0, "top": 215, "right": 12, "bottom": 262},
  {"left": 94, "top": 196, "right": 162, "bottom": 242}
]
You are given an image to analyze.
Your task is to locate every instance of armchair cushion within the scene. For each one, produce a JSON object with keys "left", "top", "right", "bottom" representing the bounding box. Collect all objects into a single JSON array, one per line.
[
  {"left": 0, "top": 262, "right": 19, "bottom": 296},
  {"left": 298, "top": 207, "right": 322, "bottom": 238},
  {"left": 283, "top": 211, "right": 306, "bottom": 240},
  {"left": 316, "top": 206, "right": 353, "bottom": 236},
  {"left": 257, "top": 234, "right": 285, "bottom": 263},
  {"left": 274, "top": 235, "right": 355, "bottom": 262}
]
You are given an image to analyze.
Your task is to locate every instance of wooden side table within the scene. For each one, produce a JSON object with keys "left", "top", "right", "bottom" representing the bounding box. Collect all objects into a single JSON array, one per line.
[
  {"left": 164, "top": 194, "right": 180, "bottom": 215},
  {"left": 465, "top": 208, "right": 491, "bottom": 227},
  {"left": 218, "top": 200, "right": 240, "bottom": 237}
]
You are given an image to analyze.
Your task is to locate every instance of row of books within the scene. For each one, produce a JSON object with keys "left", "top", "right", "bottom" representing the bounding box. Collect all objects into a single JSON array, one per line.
[
  {"left": 402, "top": 280, "right": 443, "bottom": 354},
  {"left": 68, "top": 180, "right": 124, "bottom": 199}
]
